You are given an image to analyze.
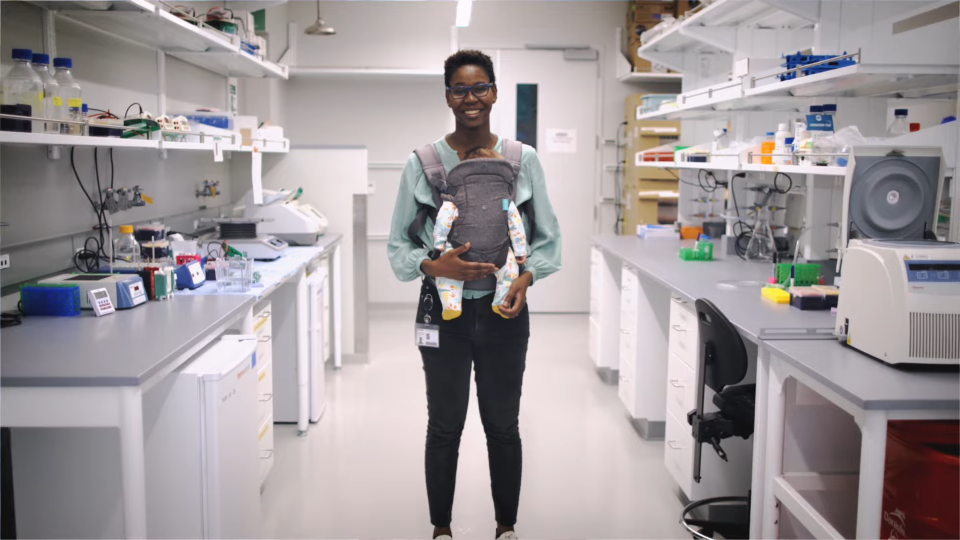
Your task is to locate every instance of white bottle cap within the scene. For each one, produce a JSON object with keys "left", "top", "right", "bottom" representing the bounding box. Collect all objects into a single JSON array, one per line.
[{"left": 778, "top": 123, "right": 788, "bottom": 131}]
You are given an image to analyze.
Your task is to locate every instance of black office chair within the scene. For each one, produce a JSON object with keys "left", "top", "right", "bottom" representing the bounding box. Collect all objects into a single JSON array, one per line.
[{"left": 680, "top": 299, "right": 756, "bottom": 540}]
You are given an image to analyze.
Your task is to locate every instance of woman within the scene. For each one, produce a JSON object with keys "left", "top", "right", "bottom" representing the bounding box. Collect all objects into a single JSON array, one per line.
[{"left": 387, "top": 50, "right": 562, "bottom": 540}]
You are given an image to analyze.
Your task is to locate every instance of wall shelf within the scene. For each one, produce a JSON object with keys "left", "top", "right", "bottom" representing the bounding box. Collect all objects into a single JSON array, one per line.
[
  {"left": 638, "top": 0, "right": 818, "bottom": 59},
  {"left": 617, "top": 72, "right": 684, "bottom": 84},
  {"left": 637, "top": 61, "right": 958, "bottom": 121},
  {"left": 0, "top": 131, "right": 159, "bottom": 149},
  {"left": 59, "top": 7, "right": 237, "bottom": 53},
  {"left": 168, "top": 51, "right": 288, "bottom": 79},
  {"left": 289, "top": 67, "right": 444, "bottom": 79}
]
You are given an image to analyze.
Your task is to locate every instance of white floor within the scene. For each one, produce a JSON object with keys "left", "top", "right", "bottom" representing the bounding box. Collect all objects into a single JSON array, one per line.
[{"left": 261, "top": 308, "right": 688, "bottom": 540}]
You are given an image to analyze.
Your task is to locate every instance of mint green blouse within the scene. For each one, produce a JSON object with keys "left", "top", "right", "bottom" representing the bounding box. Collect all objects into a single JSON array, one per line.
[{"left": 387, "top": 137, "right": 562, "bottom": 298}]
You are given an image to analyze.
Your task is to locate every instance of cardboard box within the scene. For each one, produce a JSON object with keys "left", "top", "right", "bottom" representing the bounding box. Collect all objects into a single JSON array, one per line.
[{"left": 628, "top": 1, "right": 675, "bottom": 23}]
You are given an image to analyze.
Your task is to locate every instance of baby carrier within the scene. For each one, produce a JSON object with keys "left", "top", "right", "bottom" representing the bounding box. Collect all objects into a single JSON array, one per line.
[{"left": 407, "top": 139, "right": 535, "bottom": 290}]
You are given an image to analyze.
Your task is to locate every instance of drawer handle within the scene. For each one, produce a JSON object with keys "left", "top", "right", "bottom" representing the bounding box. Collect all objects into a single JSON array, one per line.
[
  {"left": 260, "top": 449, "right": 274, "bottom": 459},
  {"left": 620, "top": 329, "right": 630, "bottom": 334},
  {"left": 259, "top": 394, "right": 274, "bottom": 402},
  {"left": 669, "top": 379, "right": 685, "bottom": 388},
  {"left": 667, "top": 440, "right": 684, "bottom": 450},
  {"left": 620, "top": 376, "right": 629, "bottom": 383},
  {"left": 671, "top": 297, "right": 687, "bottom": 305},
  {"left": 671, "top": 325, "right": 686, "bottom": 332},
  {"left": 258, "top": 336, "right": 272, "bottom": 343},
  {"left": 258, "top": 311, "right": 271, "bottom": 319}
]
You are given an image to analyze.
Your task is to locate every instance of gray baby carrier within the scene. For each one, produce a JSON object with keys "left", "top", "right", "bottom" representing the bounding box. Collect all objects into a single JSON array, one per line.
[{"left": 408, "top": 139, "right": 535, "bottom": 290}]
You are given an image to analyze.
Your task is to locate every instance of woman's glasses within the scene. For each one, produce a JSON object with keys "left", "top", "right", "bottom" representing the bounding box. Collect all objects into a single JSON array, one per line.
[{"left": 446, "top": 82, "right": 494, "bottom": 100}]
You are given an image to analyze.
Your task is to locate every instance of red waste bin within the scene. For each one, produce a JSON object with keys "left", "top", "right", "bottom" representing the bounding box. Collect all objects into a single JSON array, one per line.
[{"left": 880, "top": 420, "right": 959, "bottom": 540}]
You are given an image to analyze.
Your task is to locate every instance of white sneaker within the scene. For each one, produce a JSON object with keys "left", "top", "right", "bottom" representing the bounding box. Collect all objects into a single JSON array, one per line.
[{"left": 496, "top": 532, "right": 518, "bottom": 540}]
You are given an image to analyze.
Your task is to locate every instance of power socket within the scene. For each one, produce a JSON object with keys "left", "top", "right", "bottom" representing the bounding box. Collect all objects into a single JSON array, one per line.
[{"left": 0, "top": 254, "right": 9, "bottom": 270}]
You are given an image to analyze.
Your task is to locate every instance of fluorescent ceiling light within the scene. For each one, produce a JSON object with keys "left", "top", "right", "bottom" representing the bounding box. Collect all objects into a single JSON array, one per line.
[{"left": 456, "top": 0, "right": 472, "bottom": 28}]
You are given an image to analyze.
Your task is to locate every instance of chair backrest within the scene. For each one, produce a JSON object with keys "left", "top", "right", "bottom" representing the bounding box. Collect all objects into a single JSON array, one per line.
[{"left": 695, "top": 298, "right": 748, "bottom": 393}]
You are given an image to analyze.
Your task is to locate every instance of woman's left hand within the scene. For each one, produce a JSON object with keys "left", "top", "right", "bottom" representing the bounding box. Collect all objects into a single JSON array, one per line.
[{"left": 498, "top": 272, "right": 533, "bottom": 319}]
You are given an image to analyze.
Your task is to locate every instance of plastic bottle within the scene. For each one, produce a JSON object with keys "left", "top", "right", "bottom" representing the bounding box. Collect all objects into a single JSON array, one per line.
[
  {"left": 773, "top": 123, "right": 791, "bottom": 164},
  {"left": 888, "top": 109, "right": 909, "bottom": 137},
  {"left": 785, "top": 137, "right": 795, "bottom": 164},
  {"left": 761, "top": 132, "right": 775, "bottom": 164},
  {"left": 53, "top": 58, "right": 82, "bottom": 135},
  {"left": 711, "top": 128, "right": 729, "bottom": 154},
  {"left": 114, "top": 225, "right": 141, "bottom": 265},
  {"left": 32, "top": 53, "right": 61, "bottom": 134},
  {"left": 2, "top": 48, "right": 44, "bottom": 133}
]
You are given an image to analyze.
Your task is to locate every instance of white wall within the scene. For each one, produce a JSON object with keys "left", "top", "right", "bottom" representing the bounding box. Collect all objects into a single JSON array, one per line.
[{"left": 282, "top": 1, "right": 675, "bottom": 304}]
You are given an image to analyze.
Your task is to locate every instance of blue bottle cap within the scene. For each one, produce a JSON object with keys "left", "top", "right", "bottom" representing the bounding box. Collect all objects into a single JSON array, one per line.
[
  {"left": 82, "top": 104, "right": 88, "bottom": 114},
  {"left": 12, "top": 49, "right": 33, "bottom": 61},
  {"left": 943, "top": 116, "right": 957, "bottom": 124},
  {"left": 894, "top": 109, "right": 908, "bottom": 116},
  {"left": 809, "top": 105, "right": 823, "bottom": 113},
  {"left": 32, "top": 53, "right": 50, "bottom": 65},
  {"left": 766, "top": 132, "right": 775, "bottom": 137},
  {"left": 53, "top": 57, "right": 73, "bottom": 69},
  {"left": 786, "top": 137, "right": 795, "bottom": 144},
  {"left": 821, "top": 104, "right": 837, "bottom": 113}
]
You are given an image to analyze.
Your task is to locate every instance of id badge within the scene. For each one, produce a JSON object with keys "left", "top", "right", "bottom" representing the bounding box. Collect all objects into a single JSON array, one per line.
[{"left": 415, "top": 323, "right": 439, "bottom": 348}]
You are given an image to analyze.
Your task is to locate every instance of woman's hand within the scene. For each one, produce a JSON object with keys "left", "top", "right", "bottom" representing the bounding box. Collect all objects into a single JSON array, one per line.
[
  {"left": 421, "top": 242, "right": 498, "bottom": 281},
  {"left": 498, "top": 272, "right": 532, "bottom": 319}
]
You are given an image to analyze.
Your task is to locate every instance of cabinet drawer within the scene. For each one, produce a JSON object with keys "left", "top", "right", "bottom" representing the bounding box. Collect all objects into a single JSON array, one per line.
[
  {"left": 258, "top": 416, "right": 275, "bottom": 487},
  {"left": 666, "top": 352, "right": 696, "bottom": 422},
  {"left": 664, "top": 410, "right": 694, "bottom": 497},
  {"left": 254, "top": 306, "right": 272, "bottom": 338},
  {"left": 669, "top": 296, "right": 696, "bottom": 328},
  {"left": 668, "top": 299, "right": 699, "bottom": 368},
  {"left": 257, "top": 359, "right": 274, "bottom": 426}
]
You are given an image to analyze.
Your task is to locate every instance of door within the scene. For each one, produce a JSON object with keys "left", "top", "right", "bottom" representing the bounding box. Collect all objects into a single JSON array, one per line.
[{"left": 489, "top": 49, "right": 598, "bottom": 313}]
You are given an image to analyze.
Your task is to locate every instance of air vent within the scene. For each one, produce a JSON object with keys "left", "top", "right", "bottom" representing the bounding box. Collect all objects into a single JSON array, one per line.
[{"left": 909, "top": 312, "right": 960, "bottom": 360}]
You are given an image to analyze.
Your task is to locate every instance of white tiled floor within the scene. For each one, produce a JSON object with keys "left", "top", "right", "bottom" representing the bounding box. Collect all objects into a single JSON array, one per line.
[{"left": 261, "top": 308, "right": 688, "bottom": 540}]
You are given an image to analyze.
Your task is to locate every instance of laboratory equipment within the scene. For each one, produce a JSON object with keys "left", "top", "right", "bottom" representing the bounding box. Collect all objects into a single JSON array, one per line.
[
  {"left": 761, "top": 286, "right": 790, "bottom": 304},
  {"left": 788, "top": 286, "right": 828, "bottom": 310},
  {"left": 240, "top": 189, "right": 327, "bottom": 245},
  {"left": 761, "top": 133, "right": 775, "bottom": 164},
  {"left": 114, "top": 225, "right": 140, "bottom": 264},
  {"left": 142, "top": 335, "right": 261, "bottom": 538},
  {"left": 745, "top": 207, "right": 777, "bottom": 261},
  {"left": 773, "top": 123, "right": 791, "bottom": 164},
  {"left": 779, "top": 51, "right": 856, "bottom": 80},
  {"left": 135, "top": 224, "right": 166, "bottom": 242},
  {"left": 19, "top": 284, "right": 82, "bottom": 316},
  {"left": 39, "top": 273, "right": 147, "bottom": 309},
  {"left": 679, "top": 235, "right": 714, "bottom": 261},
  {"left": 215, "top": 256, "right": 254, "bottom": 292},
  {"left": 175, "top": 261, "right": 206, "bottom": 290},
  {"left": 88, "top": 288, "right": 115, "bottom": 317},
  {"left": 637, "top": 224, "right": 678, "bottom": 239},
  {"left": 53, "top": 58, "right": 82, "bottom": 135},
  {"left": 839, "top": 146, "right": 942, "bottom": 247},
  {"left": 774, "top": 263, "right": 822, "bottom": 286},
  {"left": 31, "top": 53, "right": 60, "bottom": 134},
  {"left": 227, "top": 236, "right": 288, "bottom": 261},
  {"left": 836, "top": 239, "right": 960, "bottom": 365},
  {"left": 3, "top": 49, "right": 43, "bottom": 133},
  {"left": 888, "top": 109, "right": 910, "bottom": 136},
  {"left": 141, "top": 240, "right": 171, "bottom": 261}
]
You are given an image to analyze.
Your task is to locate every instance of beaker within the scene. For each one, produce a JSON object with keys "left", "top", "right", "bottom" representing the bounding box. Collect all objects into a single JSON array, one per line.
[{"left": 745, "top": 208, "right": 777, "bottom": 261}]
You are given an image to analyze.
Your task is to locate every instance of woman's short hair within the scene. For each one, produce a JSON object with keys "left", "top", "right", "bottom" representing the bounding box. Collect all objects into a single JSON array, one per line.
[{"left": 444, "top": 50, "right": 496, "bottom": 88}]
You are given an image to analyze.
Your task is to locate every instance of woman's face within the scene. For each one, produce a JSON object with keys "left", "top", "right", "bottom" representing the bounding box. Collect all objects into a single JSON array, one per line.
[{"left": 446, "top": 64, "right": 497, "bottom": 129}]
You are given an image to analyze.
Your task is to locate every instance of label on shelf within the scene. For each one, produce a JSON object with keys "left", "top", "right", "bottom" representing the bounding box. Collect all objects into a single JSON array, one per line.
[{"left": 806, "top": 114, "right": 834, "bottom": 131}]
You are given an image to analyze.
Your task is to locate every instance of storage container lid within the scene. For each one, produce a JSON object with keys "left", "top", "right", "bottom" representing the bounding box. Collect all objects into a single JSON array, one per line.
[
  {"left": 31, "top": 53, "right": 50, "bottom": 65},
  {"left": 53, "top": 57, "right": 73, "bottom": 68},
  {"left": 119, "top": 225, "right": 134, "bottom": 234},
  {"left": 12, "top": 49, "right": 33, "bottom": 61},
  {"left": 894, "top": 109, "right": 908, "bottom": 116}
]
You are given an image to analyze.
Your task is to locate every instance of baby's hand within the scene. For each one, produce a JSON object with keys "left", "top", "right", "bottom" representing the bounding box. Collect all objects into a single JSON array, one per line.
[{"left": 516, "top": 255, "right": 527, "bottom": 265}]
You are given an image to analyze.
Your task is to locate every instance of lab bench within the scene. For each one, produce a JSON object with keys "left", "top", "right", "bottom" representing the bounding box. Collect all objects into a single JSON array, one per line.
[
  {"left": 0, "top": 233, "right": 343, "bottom": 538},
  {"left": 590, "top": 234, "right": 960, "bottom": 540}
]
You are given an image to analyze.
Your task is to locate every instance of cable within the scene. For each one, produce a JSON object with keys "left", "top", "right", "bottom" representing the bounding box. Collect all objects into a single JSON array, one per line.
[
  {"left": 124, "top": 102, "right": 143, "bottom": 118},
  {"left": 614, "top": 121, "right": 627, "bottom": 235},
  {"left": 698, "top": 169, "right": 720, "bottom": 192},
  {"left": 773, "top": 172, "right": 793, "bottom": 194},
  {"left": 70, "top": 147, "right": 97, "bottom": 210},
  {"left": 1, "top": 311, "right": 22, "bottom": 329}
]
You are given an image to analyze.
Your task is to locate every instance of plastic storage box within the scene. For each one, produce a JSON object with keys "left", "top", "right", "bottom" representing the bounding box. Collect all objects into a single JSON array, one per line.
[
  {"left": 639, "top": 94, "right": 677, "bottom": 114},
  {"left": 20, "top": 284, "right": 81, "bottom": 316}
]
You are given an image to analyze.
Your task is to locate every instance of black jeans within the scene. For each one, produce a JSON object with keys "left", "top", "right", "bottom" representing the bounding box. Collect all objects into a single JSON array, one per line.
[{"left": 416, "top": 279, "right": 529, "bottom": 528}]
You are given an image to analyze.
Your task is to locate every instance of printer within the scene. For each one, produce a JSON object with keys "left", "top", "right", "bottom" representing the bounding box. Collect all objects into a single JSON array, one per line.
[
  {"left": 239, "top": 189, "right": 327, "bottom": 246},
  {"left": 835, "top": 146, "right": 959, "bottom": 365}
]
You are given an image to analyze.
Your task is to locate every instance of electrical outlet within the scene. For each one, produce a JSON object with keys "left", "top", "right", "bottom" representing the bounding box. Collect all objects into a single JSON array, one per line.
[{"left": 0, "top": 254, "right": 10, "bottom": 270}]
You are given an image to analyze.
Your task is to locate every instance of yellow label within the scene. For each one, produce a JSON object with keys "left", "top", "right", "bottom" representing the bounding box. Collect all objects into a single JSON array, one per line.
[
  {"left": 258, "top": 371, "right": 267, "bottom": 382},
  {"left": 68, "top": 98, "right": 82, "bottom": 108},
  {"left": 141, "top": 194, "right": 154, "bottom": 205},
  {"left": 847, "top": 335, "right": 852, "bottom": 345},
  {"left": 52, "top": 96, "right": 63, "bottom": 107},
  {"left": 39, "top": 92, "right": 44, "bottom": 101},
  {"left": 259, "top": 424, "right": 269, "bottom": 440}
]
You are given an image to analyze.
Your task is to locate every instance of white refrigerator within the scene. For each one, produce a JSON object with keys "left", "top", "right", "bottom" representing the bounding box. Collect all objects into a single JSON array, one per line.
[{"left": 143, "top": 335, "right": 261, "bottom": 539}]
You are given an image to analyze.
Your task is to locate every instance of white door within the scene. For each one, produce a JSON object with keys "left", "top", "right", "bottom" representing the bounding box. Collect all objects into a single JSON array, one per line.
[{"left": 490, "top": 49, "right": 598, "bottom": 313}]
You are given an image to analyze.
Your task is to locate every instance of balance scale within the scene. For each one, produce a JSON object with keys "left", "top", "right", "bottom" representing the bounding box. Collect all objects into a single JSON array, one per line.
[{"left": 215, "top": 220, "right": 289, "bottom": 261}]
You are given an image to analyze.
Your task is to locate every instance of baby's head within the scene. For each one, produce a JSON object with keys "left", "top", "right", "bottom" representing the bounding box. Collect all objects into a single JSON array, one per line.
[{"left": 464, "top": 147, "right": 504, "bottom": 160}]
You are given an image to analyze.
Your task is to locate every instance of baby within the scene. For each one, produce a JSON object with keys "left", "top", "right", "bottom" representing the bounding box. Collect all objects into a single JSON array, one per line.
[{"left": 432, "top": 147, "right": 528, "bottom": 320}]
